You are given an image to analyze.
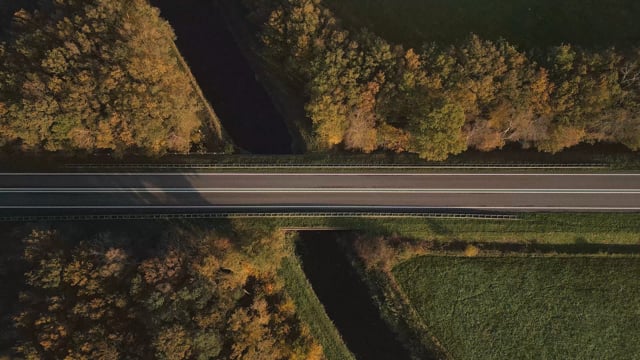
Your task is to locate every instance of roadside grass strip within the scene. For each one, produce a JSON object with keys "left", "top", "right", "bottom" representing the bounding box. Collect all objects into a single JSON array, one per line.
[
  {"left": 271, "top": 213, "right": 640, "bottom": 246},
  {"left": 385, "top": 213, "right": 640, "bottom": 245},
  {"left": 393, "top": 256, "right": 640, "bottom": 360},
  {"left": 0, "top": 214, "right": 637, "bottom": 245}
]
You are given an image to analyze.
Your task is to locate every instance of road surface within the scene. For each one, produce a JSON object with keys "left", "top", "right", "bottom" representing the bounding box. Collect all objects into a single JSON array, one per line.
[{"left": 0, "top": 172, "right": 638, "bottom": 213}]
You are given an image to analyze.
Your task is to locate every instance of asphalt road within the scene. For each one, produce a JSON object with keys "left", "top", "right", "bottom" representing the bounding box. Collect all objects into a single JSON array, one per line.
[{"left": 0, "top": 172, "right": 639, "bottom": 213}]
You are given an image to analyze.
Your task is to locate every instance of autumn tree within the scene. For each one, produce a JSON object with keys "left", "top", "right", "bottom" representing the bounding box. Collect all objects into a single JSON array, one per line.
[
  {"left": 0, "top": 0, "right": 203, "bottom": 155},
  {"left": 245, "top": 0, "right": 640, "bottom": 158},
  {"left": 14, "top": 230, "right": 139, "bottom": 359},
  {"left": 12, "top": 224, "right": 322, "bottom": 359},
  {"left": 539, "top": 45, "right": 640, "bottom": 152}
]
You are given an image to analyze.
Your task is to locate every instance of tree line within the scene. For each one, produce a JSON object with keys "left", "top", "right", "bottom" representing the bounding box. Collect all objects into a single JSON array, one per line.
[
  {"left": 243, "top": 0, "right": 640, "bottom": 160},
  {"left": 7, "top": 222, "right": 322, "bottom": 359},
  {"left": 0, "top": 0, "right": 208, "bottom": 156}
]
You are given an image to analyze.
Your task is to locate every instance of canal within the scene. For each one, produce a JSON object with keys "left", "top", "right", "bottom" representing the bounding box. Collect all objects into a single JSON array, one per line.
[
  {"left": 297, "top": 232, "right": 412, "bottom": 360},
  {"left": 147, "top": 4, "right": 412, "bottom": 358},
  {"left": 151, "top": 0, "right": 293, "bottom": 154}
]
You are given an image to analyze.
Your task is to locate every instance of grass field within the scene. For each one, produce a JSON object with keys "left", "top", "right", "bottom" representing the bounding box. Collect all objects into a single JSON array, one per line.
[
  {"left": 393, "top": 256, "right": 640, "bottom": 359},
  {"left": 279, "top": 256, "right": 356, "bottom": 360},
  {"left": 324, "top": 0, "right": 640, "bottom": 49}
]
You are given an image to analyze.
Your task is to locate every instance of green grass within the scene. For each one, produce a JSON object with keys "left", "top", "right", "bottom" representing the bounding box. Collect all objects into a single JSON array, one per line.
[
  {"left": 393, "top": 255, "right": 640, "bottom": 359},
  {"left": 279, "top": 256, "right": 356, "bottom": 360},
  {"left": 325, "top": 0, "right": 640, "bottom": 49},
  {"left": 1, "top": 214, "right": 638, "bottom": 247},
  {"left": 265, "top": 213, "right": 640, "bottom": 246}
]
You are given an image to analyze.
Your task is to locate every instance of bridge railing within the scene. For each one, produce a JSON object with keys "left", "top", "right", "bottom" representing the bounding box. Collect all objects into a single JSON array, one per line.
[
  {"left": 64, "top": 163, "right": 609, "bottom": 170},
  {"left": 0, "top": 212, "right": 518, "bottom": 222}
]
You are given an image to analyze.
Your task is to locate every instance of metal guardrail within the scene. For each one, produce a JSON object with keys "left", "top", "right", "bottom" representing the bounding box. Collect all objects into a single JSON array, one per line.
[
  {"left": 0, "top": 212, "right": 518, "bottom": 222},
  {"left": 65, "top": 163, "right": 609, "bottom": 169}
]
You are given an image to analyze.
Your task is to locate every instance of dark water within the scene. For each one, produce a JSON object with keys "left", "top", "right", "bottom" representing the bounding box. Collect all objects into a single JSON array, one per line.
[
  {"left": 151, "top": 0, "right": 292, "bottom": 154},
  {"left": 298, "top": 232, "right": 412, "bottom": 360}
]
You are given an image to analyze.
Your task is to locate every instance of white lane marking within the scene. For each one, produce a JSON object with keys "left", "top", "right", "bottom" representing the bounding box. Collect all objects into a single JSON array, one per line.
[
  {"left": 0, "top": 172, "right": 639, "bottom": 176},
  {"left": 1, "top": 205, "right": 639, "bottom": 210},
  {"left": 1, "top": 188, "right": 640, "bottom": 194}
]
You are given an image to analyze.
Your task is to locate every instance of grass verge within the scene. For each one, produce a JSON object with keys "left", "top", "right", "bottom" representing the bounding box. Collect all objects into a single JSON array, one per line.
[
  {"left": 2, "top": 214, "right": 637, "bottom": 247},
  {"left": 267, "top": 213, "right": 640, "bottom": 246},
  {"left": 60, "top": 143, "right": 640, "bottom": 171},
  {"left": 393, "top": 255, "right": 640, "bottom": 359},
  {"left": 279, "top": 255, "right": 355, "bottom": 360}
]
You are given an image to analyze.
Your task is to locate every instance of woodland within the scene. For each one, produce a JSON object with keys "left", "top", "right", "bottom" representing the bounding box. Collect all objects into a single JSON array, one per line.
[
  {"left": 0, "top": 221, "right": 322, "bottom": 359},
  {"left": 2, "top": 0, "right": 640, "bottom": 160},
  {"left": 243, "top": 0, "right": 640, "bottom": 160}
]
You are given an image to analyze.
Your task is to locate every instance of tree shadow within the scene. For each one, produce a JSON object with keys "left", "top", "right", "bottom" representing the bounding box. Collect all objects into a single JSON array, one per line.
[
  {"left": 431, "top": 239, "right": 640, "bottom": 255},
  {"left": 424, "top": 218, "right": 454, "bottom": 236}
]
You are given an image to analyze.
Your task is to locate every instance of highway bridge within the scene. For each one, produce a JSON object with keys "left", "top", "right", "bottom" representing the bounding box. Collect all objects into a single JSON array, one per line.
[{"left": 0, "top": 172, "right": 638, "bottom": 216}]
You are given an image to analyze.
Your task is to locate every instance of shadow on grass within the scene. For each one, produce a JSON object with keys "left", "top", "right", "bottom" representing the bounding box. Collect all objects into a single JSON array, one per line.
[
  {"left": 424, "top": 218, "right": 454, "bottom": 236},
  {"left": 434, "top": 240, "right": 640, "bottom": 255}
]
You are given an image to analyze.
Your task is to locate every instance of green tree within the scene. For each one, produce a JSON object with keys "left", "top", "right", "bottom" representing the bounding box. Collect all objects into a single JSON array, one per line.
[{"left": 408, "top": 101, "right": 466, "bottom": 160}]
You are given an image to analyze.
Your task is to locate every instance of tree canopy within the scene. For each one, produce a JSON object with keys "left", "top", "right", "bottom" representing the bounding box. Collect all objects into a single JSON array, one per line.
[
  {"left": 11, "top": 223, "right": 321, "bottom": 359},
  {"left": 244, "top": 0, "right": 640, "bottom": 160},
  {"left": 0, "top": 0, "right": 205, "bottom": 155}
]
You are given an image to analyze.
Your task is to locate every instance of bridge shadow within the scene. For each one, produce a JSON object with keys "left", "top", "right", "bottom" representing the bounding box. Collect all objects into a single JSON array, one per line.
[
  {"left": 0, "top": 174, "right": 213, "bottom": 218},
  {"left": 432, "top": 240, "right": 640, "bottom": 255}
]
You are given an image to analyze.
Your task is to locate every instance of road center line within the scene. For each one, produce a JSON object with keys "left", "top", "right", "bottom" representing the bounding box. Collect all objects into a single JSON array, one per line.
[
  {"left": 0, "top": 188, "right": 639, "bottom": 194},
  {"left": 0, "top": 172, "right": 639, "bottom": 176}
]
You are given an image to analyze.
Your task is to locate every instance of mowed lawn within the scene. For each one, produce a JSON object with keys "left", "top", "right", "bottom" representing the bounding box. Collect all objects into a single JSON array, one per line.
[
  {"left": 393, "top": 256, "right": 640, "bottom": 359},
  {"left": 324, "top": 0, "right": 640, "bottom": 49}
]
